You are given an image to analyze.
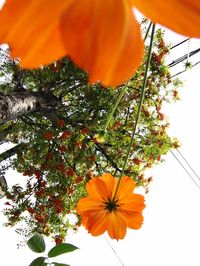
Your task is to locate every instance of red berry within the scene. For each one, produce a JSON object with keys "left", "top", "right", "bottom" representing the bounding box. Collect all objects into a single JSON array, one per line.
[
  {"left": 81, "top": 127, "right": 89, "bottom": 134},
  {"left": 55, "top": 236, "right": 63, "bottom": 245},
  {"left": 34, "top": 170, "right": 42, "bottom": 179},
  {"left": 27, "top": 207, "right": 35, "bottom": 214},
  {"left": 34, "top": 214, "right": 45, "bottom": 223},
  {"left": 61, "top": 131, "right": 72, "bottom": 141},
  {"left": 56, "top": 119, "right": 65, "bottom": 128},
  {"left": 40, "top": 181, "right": 47, "bottom": 188},
  {"left": 43, "top": 132, "right": 53, "bottom": 140},
  {"left": 65, "top": 168, "right": 74, "bottom": 177}
]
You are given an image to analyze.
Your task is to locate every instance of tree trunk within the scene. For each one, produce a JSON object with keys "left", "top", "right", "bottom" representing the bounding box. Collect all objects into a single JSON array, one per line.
[{"left": 0, "top": 90, "right": 60, "bottom": 123}]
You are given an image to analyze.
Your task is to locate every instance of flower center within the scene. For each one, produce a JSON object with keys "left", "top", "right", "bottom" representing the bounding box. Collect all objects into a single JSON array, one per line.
[{"left": 105, "top": 198, "right": 120, "bottom": 213}]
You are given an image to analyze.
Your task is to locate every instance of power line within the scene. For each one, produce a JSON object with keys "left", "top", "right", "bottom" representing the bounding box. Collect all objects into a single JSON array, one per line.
[
  {"left": 104, "top": 236, "right": 125, "bottom": 266},
  {"left": 168, "top": 47, "right": 200, "bottom": 68},
  {"left": 170, "top": 38, "right": 190, "bottom": 50},
  {"left": 176, "top": 149, "right": 200, "bottom": 182},
  {"left": 171, "top": 61, "right": 200, "bottom": 78},
  {"left": 170, "top": 150, "right": 200, "bottom": 190}
]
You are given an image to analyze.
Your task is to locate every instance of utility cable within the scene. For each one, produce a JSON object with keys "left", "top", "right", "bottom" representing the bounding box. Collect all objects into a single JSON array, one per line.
[
  {"left": 176, "top": 149, "right": 200, "bottom": 182},
  {"left": 170, "top": 38, "right": 190, "bottom": 50},
  {"left": 171, "top": 61, "right": 200, "bottom": 78},
  {"left": 104, "top": 236, "right": 125, "bottom": 266},
  {"left": 168, "top": 47, "right": 200, "bottom": 68},
  {"left": 170, "top": 150, "right": 200, "bottom": 190}
]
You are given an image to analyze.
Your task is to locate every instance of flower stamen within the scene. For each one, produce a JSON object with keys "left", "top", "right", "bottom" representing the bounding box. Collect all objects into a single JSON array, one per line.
[{"left": 105, "top": 198, "right": 120, "bottom": 212}]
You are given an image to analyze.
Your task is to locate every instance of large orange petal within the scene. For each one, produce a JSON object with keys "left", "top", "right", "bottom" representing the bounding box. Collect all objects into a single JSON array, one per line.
[
  {"left": 0, "top": 0, "right": 70, "bottom": 67},
  {"left": 60, "top": 0, "right": 144, "bottom": 87},
  {"left": 86, "top": 177, "right": 109, "bottom": 201},
  {"left": 119, "top": 194, "right": 145, "bottom": 212},
  {"left": 133, "top": 0, "right": 200, "bottom": 38},
  {"left": 118, "top": 209, "right": 144, "bottom": 229},
  {"left": 107, "top": 211, "right": 127, "bottom": 240},
  {"left": 86, "top": 209, "right": 109, "bottom": 236}
]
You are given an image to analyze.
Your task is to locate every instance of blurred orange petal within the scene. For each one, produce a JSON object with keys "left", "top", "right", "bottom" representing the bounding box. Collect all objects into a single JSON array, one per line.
[
  {"left": 60, "top": 0, "right": 144, "bottom": 86},
  {"left": 0, "top": 0, "right": 70, "bottom": 67},
  {"left": 133, "top": 0, "right": 200, "bottom": 37}
]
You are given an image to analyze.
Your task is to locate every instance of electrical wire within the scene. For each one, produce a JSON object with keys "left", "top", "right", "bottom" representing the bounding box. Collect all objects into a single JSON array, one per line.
[
  {"left": 171, "top": 61, "right": 200, "bottom": 78},
  {"left": 176, "top": 149, "right": 200, "bottom": 182},
  {"left": 104, "top": 236, "right": 125, "bottom": 266},
  {"left": 170, "top": 38, "right": 190, "bottom": 50},
  {"left": 170, "top": 150, "right": 200, "bottom": 190},
  {"left": 168, "top": 47, "right": 200, "bottom": 68}
]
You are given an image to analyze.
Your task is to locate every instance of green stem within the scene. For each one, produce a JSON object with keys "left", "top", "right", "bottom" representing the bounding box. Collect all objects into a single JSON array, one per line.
[
  {"left": 103, "top": 21, "right": 152, "bottom": 134},
  {"left": 104, "top": 83, "right": 128, "bottom": 133},
  {"left": 144, "top": 21, "right": 152, "bottom": 42},
  {"left": 113, "top": 24, "right": 156, "bottom": 200}
]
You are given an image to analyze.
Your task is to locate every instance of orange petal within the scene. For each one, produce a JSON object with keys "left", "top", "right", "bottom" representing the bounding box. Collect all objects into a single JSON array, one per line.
[
  {"left": 107, "top": 211, "right": 127, "bottom": 240},
  {"left": 119, "top": 194, "right": 145, "bottom": 212},
  {"left": 116, "top": 176, "right": 136, "bottom": 199},
  {"left": 76, "top": 196, "right": 104, "bottom": 215},
  {"left": 86, "top": 210, "right": 108, "bottom": 236},
  {"left": 86, "top": 177, "right": 109, "bottom": 201},
  {"left": 0, "top": 0, "right": 70, "bottom": 67},
  {"left": 80, "top": 215, "right": 89, "bottom": 228},
  {"left": 60, "top": 0, "right": 144, "bottom": 87},
  {"left": 118, "top": 209, "right": 144, "bottom": 229},
  {"left": 133, "top": 0, "right": 200, "bottom": 38},
  {"left": 100, "top": 173, "right": 115, "bottom": 198}
]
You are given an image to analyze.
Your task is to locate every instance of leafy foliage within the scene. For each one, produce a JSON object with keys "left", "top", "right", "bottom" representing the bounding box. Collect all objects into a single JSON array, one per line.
[
  {"left": 48, "top": 243, "right": 78, "bottom": 258},
  {"left": 27, "top": 233, "right": 77, "bottom": 266},
  {"left": 27, "top": 233, "right": 46, "bottom": 253},
  {"left": 29, "top": 256, "right": 46, "bottom": 266}
]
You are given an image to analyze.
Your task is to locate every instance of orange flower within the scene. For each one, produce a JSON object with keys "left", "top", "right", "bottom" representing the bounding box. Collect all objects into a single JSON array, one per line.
[
  {"left": 0, "top": 1, "right": 199, "bottom": 86},
  {"left": 77, "top": 173, "right": 145, "bottom": 240}
]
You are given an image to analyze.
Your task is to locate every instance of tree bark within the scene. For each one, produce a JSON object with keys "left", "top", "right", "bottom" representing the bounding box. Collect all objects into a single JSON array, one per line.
[{"left": 0, "top": 90, "right": 60, "bottom": 123}]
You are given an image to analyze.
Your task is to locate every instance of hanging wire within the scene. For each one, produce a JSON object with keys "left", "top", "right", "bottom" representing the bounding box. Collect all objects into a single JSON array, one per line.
[
  {"left": 168, "top": 47, "right": 200, "bottom": 68},
  {"left": 170, "top": 38, "right": 190, "bottom": 50},
  {"left": 171, "top": 61, "right": 200, "bottom": 78},
  {"left": 104, "top": 236, "right": 125, "bottom": 266},
  {"left": 170, "top": 150, "right": 200, "bottom": 190},
  {"left": 186, "top": 38, "right": 191, "bottom": 63},
  {"left": 176, "top": 149, "right": 200, "bottom": 182}
]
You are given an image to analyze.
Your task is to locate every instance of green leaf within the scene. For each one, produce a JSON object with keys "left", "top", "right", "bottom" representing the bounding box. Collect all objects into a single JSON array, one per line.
[
  {"left": 48, "top": 243, "right": 78, "bottom": 258},
  {"left": 27, "top": 233, "right": 46, "bottom": 253},
  {"left": 52, "top": 263, "right": 70, "bottom": 266},
  {"left": 29, "top": 256, "right": 46, "bottom": 266}
]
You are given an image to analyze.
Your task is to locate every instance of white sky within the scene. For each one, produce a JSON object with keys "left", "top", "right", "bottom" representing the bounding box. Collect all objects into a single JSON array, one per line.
[{"left": 0, "top": 2, "right": 200, "bottom": 265}]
